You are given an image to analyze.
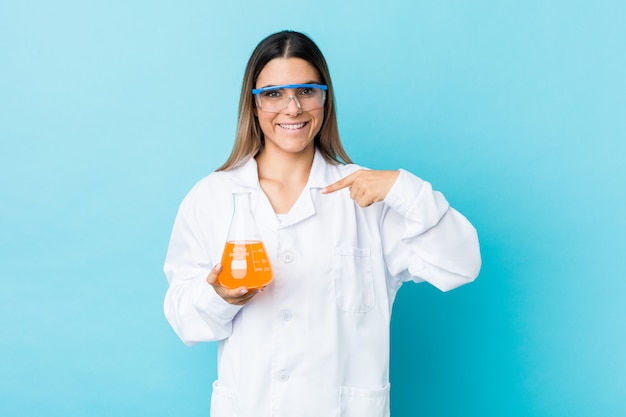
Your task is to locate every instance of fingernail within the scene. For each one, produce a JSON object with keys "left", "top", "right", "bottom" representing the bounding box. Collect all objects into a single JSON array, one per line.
[
  {"left": 215, "top": 263, "right": 222, "bottom": 271},
  {"left": 239, "top": 288, "right": 248, "bottom": 295}
]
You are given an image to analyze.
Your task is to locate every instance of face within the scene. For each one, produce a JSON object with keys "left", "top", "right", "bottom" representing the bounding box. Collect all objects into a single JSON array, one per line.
[{"left": 254, "top": 58, "right": 324, "bottom": 156}]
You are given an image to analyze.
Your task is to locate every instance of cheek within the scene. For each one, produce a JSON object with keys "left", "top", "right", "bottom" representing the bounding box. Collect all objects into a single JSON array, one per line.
[
  {"left": 257, "top": 114, "right": 274, "bottom": 134},
  {"left": 313, "top": 111, "right": 325, "bottom": 133}
]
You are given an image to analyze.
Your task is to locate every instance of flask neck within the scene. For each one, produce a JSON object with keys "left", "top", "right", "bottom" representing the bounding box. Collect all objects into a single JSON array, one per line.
[
  {"left": 233, "top": 192, "right": 251, "bottom": 212},
  {"left": 227, "top": 192, "right": 261, "bottom": 242}
]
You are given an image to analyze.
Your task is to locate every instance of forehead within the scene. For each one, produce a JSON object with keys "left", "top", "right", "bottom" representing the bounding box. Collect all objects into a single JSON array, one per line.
[{"left": 256, "top": 58, "right": 320, "bottom": 87}]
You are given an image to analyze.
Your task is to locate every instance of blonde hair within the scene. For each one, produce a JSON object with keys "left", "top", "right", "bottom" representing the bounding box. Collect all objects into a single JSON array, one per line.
[{"left": 216, "top": 30, "right": 351, "bottom": 171}]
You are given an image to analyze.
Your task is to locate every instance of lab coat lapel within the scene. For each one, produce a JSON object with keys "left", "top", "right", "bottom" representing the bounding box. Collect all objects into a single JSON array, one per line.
[{"left": 277, "top": 149, "right": 332, "bottom": 228}]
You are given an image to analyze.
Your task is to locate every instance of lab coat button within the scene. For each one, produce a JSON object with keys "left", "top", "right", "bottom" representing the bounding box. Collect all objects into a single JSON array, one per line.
[
  {"left": 277, "top": 371, "right": 289, "bottom": 382},
  {"left": 279, "top": 309, "right": 292, "bottom": 321},
  {"left": 282, "top": 252, "right": 294, "bottom": 263}
]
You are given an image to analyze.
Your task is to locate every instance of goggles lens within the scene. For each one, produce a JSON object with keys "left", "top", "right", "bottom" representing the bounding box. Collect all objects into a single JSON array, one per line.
[{"left": 252, "top": 84, "right": 328, "bottom": 113}]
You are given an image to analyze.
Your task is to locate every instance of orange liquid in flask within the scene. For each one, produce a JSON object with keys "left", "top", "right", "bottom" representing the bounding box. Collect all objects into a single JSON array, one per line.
[{"left": 219, "top": 240, "right": 273, "bottom": 289}]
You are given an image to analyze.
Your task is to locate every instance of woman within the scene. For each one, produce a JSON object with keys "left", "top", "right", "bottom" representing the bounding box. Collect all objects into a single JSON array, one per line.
[{"left": 164, "top": 30, "right": 481, "bottom": 417}]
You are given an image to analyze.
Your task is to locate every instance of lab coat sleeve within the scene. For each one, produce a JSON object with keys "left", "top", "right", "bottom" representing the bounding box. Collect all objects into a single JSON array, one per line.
[
  {"left": 382, "top": 169, "right": 481, "bottom": 291},
  {"left": 163, "top": 190, "right": 242, "bottom": 346}
]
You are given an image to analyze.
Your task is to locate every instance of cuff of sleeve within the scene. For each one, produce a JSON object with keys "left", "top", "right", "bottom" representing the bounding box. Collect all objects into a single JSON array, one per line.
[
  {"left": 383, "top": 169, "right": 425, "bottom": 216},
  {"left": 192, "top": 277, "right": 243, "bottom": 323},
  {"left": 384, "top": 169, "right": 450, "bottom": 235}
]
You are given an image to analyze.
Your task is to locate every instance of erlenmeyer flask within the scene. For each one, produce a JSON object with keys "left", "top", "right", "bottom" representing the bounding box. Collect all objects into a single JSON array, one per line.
[{"left": 218, "top": 192, "right": 273, "bottom": 289}]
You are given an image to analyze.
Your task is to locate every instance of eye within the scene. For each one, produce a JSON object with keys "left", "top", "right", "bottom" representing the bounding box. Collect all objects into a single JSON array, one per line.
[
  {"left": 262, "top": 89, "right": 283, "bottom": 99},
  {"left": 298, "top": 87, "right": 314, "bottom": 97}
]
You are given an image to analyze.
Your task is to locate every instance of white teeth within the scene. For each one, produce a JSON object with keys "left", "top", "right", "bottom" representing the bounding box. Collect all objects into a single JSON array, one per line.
[{"left": 279, "top": 122, "right": 306, "bottom": 130}]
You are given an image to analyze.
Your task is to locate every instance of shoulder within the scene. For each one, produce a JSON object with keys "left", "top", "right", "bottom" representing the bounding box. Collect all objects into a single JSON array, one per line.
[
  {"left": 189, "top": 170, "right": 231, "bottom": 193},
  {"left": 179, "top": 170, "right": 234, "bottom": 208},
  {"left": 333, "top": 162, "right": 370, "bottom": 178}
]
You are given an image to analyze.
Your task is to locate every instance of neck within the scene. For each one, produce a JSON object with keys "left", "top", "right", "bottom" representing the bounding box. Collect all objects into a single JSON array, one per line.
[
  {"left": 254, "top": 146, "right": 315, "bottom": 214},
  {"left": 255, "top": 146, "right": 315, "bottom": 185}
]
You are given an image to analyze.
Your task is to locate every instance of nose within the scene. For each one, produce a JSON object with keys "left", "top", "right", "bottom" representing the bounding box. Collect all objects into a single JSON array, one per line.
[{"left": 282, "top": 96, "right": 303, "bottom": 115}]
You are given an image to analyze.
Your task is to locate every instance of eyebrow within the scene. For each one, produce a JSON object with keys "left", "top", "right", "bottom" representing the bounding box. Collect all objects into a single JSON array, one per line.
[{"left": 257, "top": 80, "right": 322, "bottom": 89}]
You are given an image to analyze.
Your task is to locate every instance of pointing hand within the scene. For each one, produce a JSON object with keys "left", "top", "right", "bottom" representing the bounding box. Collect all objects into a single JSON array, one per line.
[{"left": 321, "top": 169, "right": 399, "bottom": 207}]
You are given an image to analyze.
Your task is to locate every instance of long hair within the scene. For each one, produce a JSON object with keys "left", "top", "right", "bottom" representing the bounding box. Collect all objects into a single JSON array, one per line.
[{"left": 216, "top": 30, "right": 351, "bottom": 171}]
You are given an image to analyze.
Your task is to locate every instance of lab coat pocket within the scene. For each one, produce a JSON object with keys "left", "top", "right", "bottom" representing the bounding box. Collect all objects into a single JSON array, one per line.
[
  {"left": 333, "top": 247, "right": 374, "bottom": 313},
  {"left": 340, "top": 384, "right": 390, "bottom": 417},
  {"left": 210, "top": 380, "right": 239, "bottom": 417}
]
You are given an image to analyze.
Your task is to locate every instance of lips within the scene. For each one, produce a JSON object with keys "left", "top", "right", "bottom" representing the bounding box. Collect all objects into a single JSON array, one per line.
[{"left": 278, "top": 122, "right": 307, "bottom": 130}]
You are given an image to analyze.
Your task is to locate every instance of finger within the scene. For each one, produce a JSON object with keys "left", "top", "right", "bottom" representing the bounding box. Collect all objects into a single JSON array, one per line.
[
  {"left": 219, "top": 287, "right": 261, "bottom": 305},
  {"left": 352, "top": 188, "right": 374, "bottom": 208},
  {"left": 206, "top": 263, "right": 223, "bottom": 285},
  {"left": 229, "top": 289, "right": 260, "bottom": 305},
  {"left": 218, "top": 284, "right": 248, "bottom": 298},
  {"left": 321, "top": 170, "right": 360, "bottom": 194}
]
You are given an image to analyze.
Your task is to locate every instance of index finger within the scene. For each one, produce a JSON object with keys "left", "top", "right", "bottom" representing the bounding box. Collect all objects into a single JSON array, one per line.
[{"left": 321, "top": 171, "right": 359, "bottom": 194}]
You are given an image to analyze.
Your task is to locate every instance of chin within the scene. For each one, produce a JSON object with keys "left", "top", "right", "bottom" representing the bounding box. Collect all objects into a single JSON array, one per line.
[
  {"left": 271, "top": 137, "right": 315, "bottom": 153},
  {"left": 280, "top": 144, "right": 312, "bottom": 154}
]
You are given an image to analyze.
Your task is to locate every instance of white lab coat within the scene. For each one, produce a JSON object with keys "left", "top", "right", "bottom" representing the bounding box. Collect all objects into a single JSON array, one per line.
[{"left": 164, "top": 149, "right": 481, "bottom": 417}]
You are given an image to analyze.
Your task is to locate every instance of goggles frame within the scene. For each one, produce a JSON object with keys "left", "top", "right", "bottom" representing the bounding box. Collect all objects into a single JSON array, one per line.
[{"left": 252, "top": 84, "right": 328, "bottom": 113}]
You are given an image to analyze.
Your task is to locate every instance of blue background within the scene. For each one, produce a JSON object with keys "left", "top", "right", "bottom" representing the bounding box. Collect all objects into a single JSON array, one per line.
[{"left": 1, "top": 1, "right": 624, "bottom": 416}]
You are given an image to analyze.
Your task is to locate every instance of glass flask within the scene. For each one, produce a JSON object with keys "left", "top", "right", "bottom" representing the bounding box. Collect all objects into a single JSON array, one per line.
[{"left": 218, "top": 192, "right": 273, "bottom": 289}]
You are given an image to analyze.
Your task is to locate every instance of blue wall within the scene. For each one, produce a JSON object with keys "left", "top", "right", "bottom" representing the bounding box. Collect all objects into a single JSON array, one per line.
[{"left": 1, "top": 1, "right": 624, "bottom": 416}]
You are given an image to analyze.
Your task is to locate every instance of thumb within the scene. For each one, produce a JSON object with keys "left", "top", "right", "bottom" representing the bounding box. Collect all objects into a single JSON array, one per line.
[{"left": 206, "top": 263, "right": 223, "bottom": 286}]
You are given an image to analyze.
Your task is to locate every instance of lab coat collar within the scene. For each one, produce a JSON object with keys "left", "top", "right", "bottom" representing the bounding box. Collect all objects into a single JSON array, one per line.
[
  {"left": 228, "top": 149, "right": 341, "bottom": 228},
  {"left": 228, "top": 148, "right": 338, "bottom": 191},
  {"left": 229, "top": 155, "right": 260, "bottom": 191},
  {"left": 308, "top": 148, "right": 339, "bottom": 189}
]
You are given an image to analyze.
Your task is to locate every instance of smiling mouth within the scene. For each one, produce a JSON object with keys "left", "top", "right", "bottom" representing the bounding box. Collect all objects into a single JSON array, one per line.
[{"left": 278, "top": 122, "right": 307, "bottom": 130}]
